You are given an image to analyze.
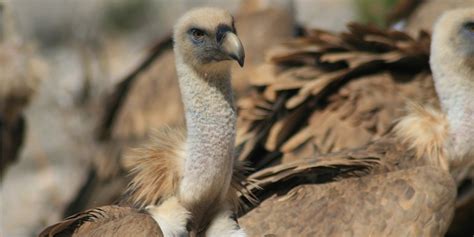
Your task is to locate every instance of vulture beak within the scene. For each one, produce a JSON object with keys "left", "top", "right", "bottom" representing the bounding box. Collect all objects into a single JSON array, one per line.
[{"left": 221, "top": 32, "right": 245, "bottom": 67}]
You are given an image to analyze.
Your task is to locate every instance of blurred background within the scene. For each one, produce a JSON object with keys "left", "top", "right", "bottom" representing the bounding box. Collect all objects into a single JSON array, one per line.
[{"left": 1, "top": 0, "right": 472, "bottom": 236}]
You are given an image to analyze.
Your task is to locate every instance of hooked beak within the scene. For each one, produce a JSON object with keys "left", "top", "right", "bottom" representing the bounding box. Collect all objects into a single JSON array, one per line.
[{"left": 221, "top": 32, "right": 245, "bottom": 67}]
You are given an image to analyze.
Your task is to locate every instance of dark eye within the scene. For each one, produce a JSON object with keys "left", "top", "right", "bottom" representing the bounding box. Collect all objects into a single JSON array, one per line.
[
  {"left": 463, "top": 22, "right": 474, "bottom": 32},
  {"left": 190, "top": 28, "right": 205, "bottom": 41}
]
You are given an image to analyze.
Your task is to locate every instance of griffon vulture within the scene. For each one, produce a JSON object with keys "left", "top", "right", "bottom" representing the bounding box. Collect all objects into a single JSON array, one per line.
[
  {"left": 40, "top": 7, "right": 248, "bottom": 237},
  {"left": 63, "top": 0, "right": 295, "bottom": 216},
  {"left": 239, "top": 8, "right": 474, "bottom": 236}
]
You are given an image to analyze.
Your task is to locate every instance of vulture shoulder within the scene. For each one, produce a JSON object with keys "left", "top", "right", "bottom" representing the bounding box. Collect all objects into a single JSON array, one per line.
[
  {"left": 240, "top": 166, "right": 456, "bottom": 237},
  {"left": 38, "top": 205, "right": 163, "bottom": 237}
]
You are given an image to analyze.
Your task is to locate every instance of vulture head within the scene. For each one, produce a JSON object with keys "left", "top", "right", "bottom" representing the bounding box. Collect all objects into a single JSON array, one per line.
[
  {"left": 459, "top": 17, "right": 474, "bottom": 57},
  {"left": 173, "top": 7, "right": 245, "bottom": 74},
  {"left": 432, "top": 9, "right": 474, "bottom": 60}
]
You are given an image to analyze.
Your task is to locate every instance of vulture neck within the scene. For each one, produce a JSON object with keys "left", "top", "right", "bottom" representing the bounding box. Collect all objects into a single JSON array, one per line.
[
  {"left": 431, "top": 50, "right": 474, "bottom": 162},
  {"left": 176, "top": 58, "right": 236, "bottom": 211}
]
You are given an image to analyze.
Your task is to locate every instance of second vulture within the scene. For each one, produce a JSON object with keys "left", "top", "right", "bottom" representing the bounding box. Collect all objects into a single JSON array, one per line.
[{"left": 239, "top": 8, "right": 474, "bottom": 236}]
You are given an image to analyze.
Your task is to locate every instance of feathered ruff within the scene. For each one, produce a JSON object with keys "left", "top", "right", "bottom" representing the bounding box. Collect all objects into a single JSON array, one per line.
[
  {"left": 393, "top": 103, "right": 449, "bottom": 170},
  {"left": 121, "top": 127, "right": 186, "bottom": 209},
  {"left": 121, "top": 127, "right": 256, "bottom": 210}
]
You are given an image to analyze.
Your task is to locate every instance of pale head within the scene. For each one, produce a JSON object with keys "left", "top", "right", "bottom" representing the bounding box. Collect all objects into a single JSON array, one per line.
[
  {"left": 431, "top": 9, "right": 474, "bottom": 70},
  {"left": 173, "top": 7, "right": 245, "bottom": 73},
  {"left": 430, "top": 8, "right": 474, "bottom": 106}
]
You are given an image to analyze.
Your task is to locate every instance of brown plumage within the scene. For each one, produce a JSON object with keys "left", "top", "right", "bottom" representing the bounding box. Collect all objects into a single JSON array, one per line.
[
  {"left": 238, "top": 89, "right": 455, "bottom": 236},
  {"left": 236, "top": 22, "right": 434, "bottom": 168},
  {"left": 237, "top": 8, "right": 474, "bottom": 236},
  {"left": 39, "top": 205, "right": 164, "bottom": 237},
  {"left": 233, "top": 8, "right": 474, "bottom": 235},
  {"left": 241, "top": 104, "right": 451, "bottom": 200},
  {"left": 240, "top": 166, "right": 455, "bottom": 236},
  {"left": 235, "top": 104, "right": 453, "bottom": 217}
]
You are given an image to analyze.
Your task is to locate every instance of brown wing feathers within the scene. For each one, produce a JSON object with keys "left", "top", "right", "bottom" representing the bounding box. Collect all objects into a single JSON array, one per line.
[
  {"left": 39, "top": 206, "right": 163, "bottom": 237},
  {"left": 237, "top": 23, "right": 435, "bottom": 170},
  {"left": 39, "top": 207, "right": 107, "bottom": 237}
]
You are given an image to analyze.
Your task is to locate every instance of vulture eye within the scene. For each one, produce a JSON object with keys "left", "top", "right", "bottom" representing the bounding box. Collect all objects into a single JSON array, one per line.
[
  {"left": 189, "top": 28, "right": 206, "bottom": 42},
  {"left": 463, "top": 22, "right": 474, "bottom": 33}
]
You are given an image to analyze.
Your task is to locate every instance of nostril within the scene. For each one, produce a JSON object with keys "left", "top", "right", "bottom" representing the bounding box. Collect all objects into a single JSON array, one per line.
[
  {"left": 216, "top": 24, "right": 233, "bottom": 43},
  {"left": 216, "top": 32, "right": 225, "bottom": 43}
]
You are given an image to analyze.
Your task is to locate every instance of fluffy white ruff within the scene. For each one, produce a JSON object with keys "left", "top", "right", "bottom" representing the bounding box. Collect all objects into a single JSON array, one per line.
[
  {"left": 205, "top": 209, "right": 246, "bottom": 237},
  {"left": 394, "top": 104, "right": 449, "bottom": 170},
  {"left": 146, "top": 197, "right": 190, "bottom": 237}
]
